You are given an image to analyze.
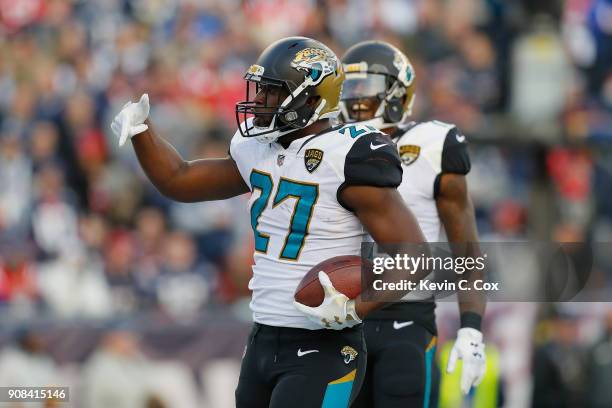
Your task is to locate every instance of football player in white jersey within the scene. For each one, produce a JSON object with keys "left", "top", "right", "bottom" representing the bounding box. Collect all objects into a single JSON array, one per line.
[
  {"left": 339, "top": 41, "right": 487, "bottom": 408},
  {"left": 111, "top": 37, "right": 430, "bottom": 408}
]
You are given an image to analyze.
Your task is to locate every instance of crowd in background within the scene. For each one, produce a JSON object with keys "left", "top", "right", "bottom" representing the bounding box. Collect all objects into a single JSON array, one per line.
[{"left": 0, "top": 0, "right": 611, "bottom": 407}]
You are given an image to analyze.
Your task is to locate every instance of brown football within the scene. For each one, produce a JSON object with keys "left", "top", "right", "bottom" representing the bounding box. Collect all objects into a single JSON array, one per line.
[{"left": 294, "top": 255, "right": 363, "bottom": 307}]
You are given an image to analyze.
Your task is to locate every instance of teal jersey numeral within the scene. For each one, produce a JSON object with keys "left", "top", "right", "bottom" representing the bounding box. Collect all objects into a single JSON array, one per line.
[
  {"left": 273, "top": 179, "right": 319, "bottom": 260},
  {"left": 249, "top": 170, "right": 319, "bottom": 261},
  {"left": 250, "top": 170, "right": 273, "bottom": 252},
  {"left": 339, "top": 124, "right": 377, "bottom": 138}
]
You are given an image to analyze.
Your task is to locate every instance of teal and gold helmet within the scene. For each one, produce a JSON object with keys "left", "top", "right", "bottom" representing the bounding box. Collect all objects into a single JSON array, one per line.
[{"left": 236, "top": 37, "right": 345, "bottom": 143}]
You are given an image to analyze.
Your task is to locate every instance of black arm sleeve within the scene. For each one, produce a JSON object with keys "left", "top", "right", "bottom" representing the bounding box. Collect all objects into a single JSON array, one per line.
[
  {"left": 338, "top": 132, "right": 403, "bottom": 211},
  {"left": 441, "top": 127, "right": 471, "bottom": 174}
]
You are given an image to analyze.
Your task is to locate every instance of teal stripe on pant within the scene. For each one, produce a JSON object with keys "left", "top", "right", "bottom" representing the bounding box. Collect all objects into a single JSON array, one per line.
[
  {"left": 321, "top": 380, "right": 354, "bottom": 408},
  {"left": 423, "top": 345, "right": 436, "bottom": 408}
]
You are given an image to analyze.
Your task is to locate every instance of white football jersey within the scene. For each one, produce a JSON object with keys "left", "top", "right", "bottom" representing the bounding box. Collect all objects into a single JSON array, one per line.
[
  {"left": 230, "top": 120, "right": 402, "bottom": 329},
  {"left": 365, "top": 120, "right": 471, "bottom": 322},
  {"left": 394, "top": 120, "right": 471, "bottom": 242}
]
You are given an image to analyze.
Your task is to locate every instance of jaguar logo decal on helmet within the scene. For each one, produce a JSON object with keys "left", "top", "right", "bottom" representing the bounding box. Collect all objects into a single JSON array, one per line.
[
  {"left": 393, "top": 52, "right": 403, "bottom": 71},
  {"left": 292, "top": 47, "right": 329, "bottom": 64},
  {"left": 405, "top": 62, "right": 415, "bottom": 85},
  {"left": 291, "top": 47, "right": 339, "bottom": 85},
  {"left": 393, "top": 52, "right": 415, "bottom": 87}
]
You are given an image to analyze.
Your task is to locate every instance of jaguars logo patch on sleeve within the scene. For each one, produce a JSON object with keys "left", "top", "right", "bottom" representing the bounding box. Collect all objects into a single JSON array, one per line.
[
  {"left": 399, "top": 144, "right": 420, "bottom": 166},
  {"left": 304, "top": 148, "right": 324, "bottom": 173}
]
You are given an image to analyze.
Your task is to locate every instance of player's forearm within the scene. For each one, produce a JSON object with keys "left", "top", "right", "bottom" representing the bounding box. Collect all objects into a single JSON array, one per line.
[
  {"left": 438, "top": 191, "right": 486, "bottom": 320},
  {"left": 455, "top": 245, "right": 486, "bottom": 320},
  {"left": 355, "top": 239, "right": 434, "bottom": 319},
  {"left": 455, "top": 234, "right": 486, "bottom": 319},
  {"left": 131, "top": 120, "right": 188, "bottom": 195},
  {"left": 132, "top": 120, "right": 247, "bottom": 201},
  {"left": 343, "top": 186, "right": 433, "bottom": 317}
]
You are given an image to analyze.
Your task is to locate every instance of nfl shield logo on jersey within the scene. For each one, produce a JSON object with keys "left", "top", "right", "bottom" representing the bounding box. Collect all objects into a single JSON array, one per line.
[
  {"left": 399, "top": 144, "right": 420, "bottom": 166},
  {"left": 304, "top": 149, "right": 323, "bottom": 173},
  {"left": 277, "top": 154, "right": 285, "bottom": 167}
]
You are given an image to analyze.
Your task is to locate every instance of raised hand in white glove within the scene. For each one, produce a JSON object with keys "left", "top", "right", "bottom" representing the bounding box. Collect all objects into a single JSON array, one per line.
[
  {"left": 110, "top": 93, "right": 150, "bottom": 146},
  {"left": 446, "top": 327, "right": 486, "bottom": 394},
  {"left": 293, "top": 271, "right": 362, "bottom": 330}
]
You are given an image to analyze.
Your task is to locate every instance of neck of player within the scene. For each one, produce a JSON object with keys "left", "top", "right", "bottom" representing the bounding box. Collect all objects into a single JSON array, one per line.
[
  {"left": 381, "top": 125, "right": 398, "bottom": 136},
  {"left": 276, "top": 119, "right": 333, "bottom": 149}
]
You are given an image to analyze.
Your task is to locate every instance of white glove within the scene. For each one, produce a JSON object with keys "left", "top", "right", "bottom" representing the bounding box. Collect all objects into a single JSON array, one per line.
[
  {"left": 293, "top": 271, "right": 362, "bottom": 330},
  {"left": 110, "top": 93, "right": 150, "bottom": 146},
  {"left": 447, "top": 327, "right": 486, "bottom": 394}
]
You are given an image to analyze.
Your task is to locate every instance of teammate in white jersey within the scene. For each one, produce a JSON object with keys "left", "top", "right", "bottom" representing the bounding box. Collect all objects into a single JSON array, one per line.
[
  {"left": 339, "top": 41, "right": 488, "bottom": 407},
  {"left": 111, "top": 37, "right": 429, "bottom": 408}
]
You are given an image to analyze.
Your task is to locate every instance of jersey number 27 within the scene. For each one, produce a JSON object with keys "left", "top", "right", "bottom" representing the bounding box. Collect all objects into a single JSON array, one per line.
[{"left": 250, "top": 170, "right": 319, "bottom": 261}]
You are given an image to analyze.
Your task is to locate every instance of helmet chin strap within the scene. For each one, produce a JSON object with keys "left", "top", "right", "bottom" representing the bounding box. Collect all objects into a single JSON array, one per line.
[
  {"left": 252, "top": 115, "right": 295, "bottom": 144},
  {"left": 251, "top": 89, "right": 304, "bottom": 143},
  {"left": 405, "top": 92, "right": 416, "bottom": 117},
  {"left": 304, "top": 99, "right": 327, "bottom": 127}
]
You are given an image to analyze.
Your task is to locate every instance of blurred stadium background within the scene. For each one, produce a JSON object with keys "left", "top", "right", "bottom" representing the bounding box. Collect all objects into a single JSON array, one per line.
[{"left": 0, "top": 0, "right": 611, "bottom": 407}]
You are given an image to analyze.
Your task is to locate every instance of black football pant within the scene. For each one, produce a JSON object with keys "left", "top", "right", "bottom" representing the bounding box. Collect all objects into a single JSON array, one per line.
[
  {"left": 235, "top": 323, "right": 366, "bottom": 408},
  {"left": 352, "top": 319, "right": 439, "bottom": 408}
]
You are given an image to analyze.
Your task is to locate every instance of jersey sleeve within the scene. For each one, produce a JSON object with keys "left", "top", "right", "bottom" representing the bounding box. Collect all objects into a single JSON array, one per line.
[
  {"left": 228, "top": 128, "right": 250, "bottom": 188},
  {"left": 344, "top": 132, "right": 403, "bottom": 187},
  {"left": 441, "top": 127, "right": 471, "bottom": 175},
  {"left": 433, "top": 127, "right": 471, "bottom": 198},
  {"left": 338, "top": 132, "right": 403, "bottom": 210}
]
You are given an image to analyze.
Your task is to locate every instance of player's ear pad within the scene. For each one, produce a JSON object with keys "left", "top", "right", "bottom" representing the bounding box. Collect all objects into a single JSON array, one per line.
[
  {"left": 278, "top": 92, "right": 313, "bottom": 127},
  {"left": 383, "top": 98, "right": 404, "bottom": 123}
]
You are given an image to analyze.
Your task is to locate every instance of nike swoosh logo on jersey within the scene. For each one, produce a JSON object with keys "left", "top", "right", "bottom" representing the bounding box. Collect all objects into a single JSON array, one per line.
[
  {"left": 393, "top": 320, "right": 414, "bottom": 330},
  {"left": 370, "top": 142, "right": 387, "bottom": 150},
  {"left": 297, "top": 348, "right": 319, "bottom": 357},
  {"left": 456, "top": 134, "right": 466, "bottom": 143}
]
